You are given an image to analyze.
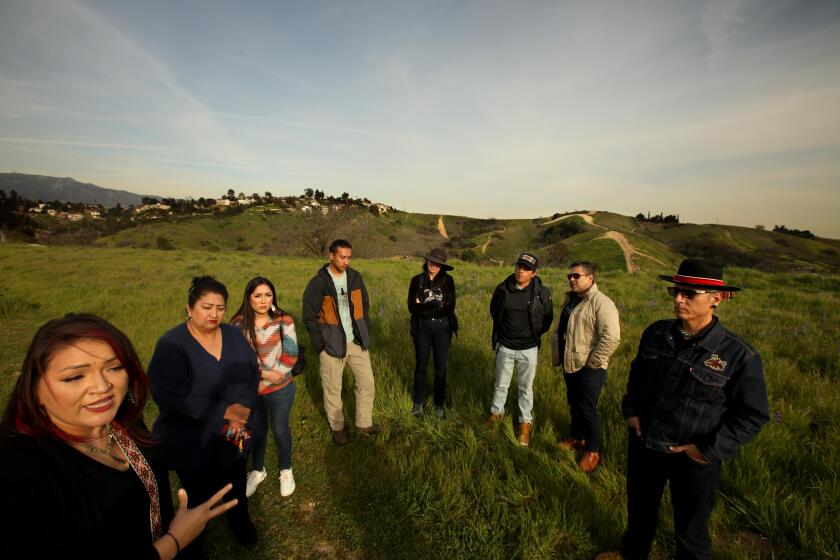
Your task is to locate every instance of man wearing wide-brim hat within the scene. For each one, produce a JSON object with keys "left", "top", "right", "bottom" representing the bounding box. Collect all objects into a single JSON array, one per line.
[{"left": 597, "top": 259, "right": 769, "bottom": 560}]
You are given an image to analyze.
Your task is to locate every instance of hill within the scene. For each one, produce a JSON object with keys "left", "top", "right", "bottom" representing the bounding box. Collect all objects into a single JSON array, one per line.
[
  {"left": 1, "top": 173, "right": 838, "bottom": 273},
  {"left": 0, "top": 243, "right": 837, "bottom": 559},
  {"left": 0, "top": 172, "right": 149, "bottom": 206}
]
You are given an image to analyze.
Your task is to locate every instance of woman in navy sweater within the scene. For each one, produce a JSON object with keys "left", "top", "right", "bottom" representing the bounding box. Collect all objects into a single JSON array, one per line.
[{"left": 148, "top": 276, "right": 260, "bottom": 557}]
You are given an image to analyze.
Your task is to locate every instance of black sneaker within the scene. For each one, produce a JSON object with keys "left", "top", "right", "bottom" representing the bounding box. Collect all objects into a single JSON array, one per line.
[
  {"left": 435, "top": 406, "right": 446, "bottom": 419},
  {"left": 412, "top": 403, "right": 423, "bottom": 417}
]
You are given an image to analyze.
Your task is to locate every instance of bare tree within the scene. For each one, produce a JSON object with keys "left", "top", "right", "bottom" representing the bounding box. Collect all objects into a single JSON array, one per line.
[{"left": 294, "top": 207, "right": 365, "bottom": 256}]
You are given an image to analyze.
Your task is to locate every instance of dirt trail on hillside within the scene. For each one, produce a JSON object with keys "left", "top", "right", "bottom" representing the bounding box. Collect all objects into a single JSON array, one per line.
[
  {"left": 598, "top": 231, "right": 669, "bottom": 273},
  {"left": 437, "top": 215, "right": 449, "bottom": 239},
  {"left": 482, "top": 229, "right": 505, "bottom": 265},
  {"left": 541, "top": 211, "right": 605, "bottom": 228}
]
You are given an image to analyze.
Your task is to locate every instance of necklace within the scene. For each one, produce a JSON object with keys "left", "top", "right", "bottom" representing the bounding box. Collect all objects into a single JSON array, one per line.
[{"left": 79, "top": 424, "right": 127, "bottom": 464}]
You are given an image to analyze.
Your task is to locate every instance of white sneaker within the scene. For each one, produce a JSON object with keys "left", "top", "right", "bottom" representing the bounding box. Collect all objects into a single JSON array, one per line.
[
  {"left": 279, "top": 468, "right": 296, "bottom": 497},
  {"left": 245, "top": 468, "right": 267, "bottom": 498}
]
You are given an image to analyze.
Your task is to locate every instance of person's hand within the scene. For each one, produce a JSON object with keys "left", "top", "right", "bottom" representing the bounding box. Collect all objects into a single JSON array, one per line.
[
  {"left": 223, "top": 403, "right": 250, "bottom": 424},
  {"left": 155, "top": 484, "right": 237, "bottom": 559},
  {"left": 669, "top": 443, "right": 710, "bottom": 464},
  {"left": 262, "top": 370, "right": 286, "bottom": 385},
  {"left": 626, "top": 416, "right": 642, "bottom": 438}
]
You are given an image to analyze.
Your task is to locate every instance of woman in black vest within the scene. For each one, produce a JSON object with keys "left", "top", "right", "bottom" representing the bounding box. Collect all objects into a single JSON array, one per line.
[{"left": 407, "top": 248, "right": 458, "bottom": 418}]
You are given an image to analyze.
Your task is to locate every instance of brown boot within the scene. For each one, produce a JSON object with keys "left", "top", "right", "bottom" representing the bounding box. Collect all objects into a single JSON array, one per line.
[
  {"left": 594, "top": 552, "right": 623, "bottom": 560},
  {"left": 486, "top": 413, "right": 504, "bottom": 428},
  {"left": 579, "top": 451, "right": 601, "bottom": 473},
  {"left": 357, "top": 424, "right": 382, "bottom": 436},
  {"left": 517, "top": 422, "right": 532, "bottom": 447},
  {"left": 331, "top": 428, "right": 348, "bottom": 446},
  {"left": 558, "top": 437, "right": 586, "bottom": 450}
]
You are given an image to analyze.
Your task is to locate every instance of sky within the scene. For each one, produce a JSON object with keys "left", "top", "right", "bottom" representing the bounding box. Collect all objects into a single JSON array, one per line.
[{"left": 1, "top": 0, "right": 839, "bottom": 236}]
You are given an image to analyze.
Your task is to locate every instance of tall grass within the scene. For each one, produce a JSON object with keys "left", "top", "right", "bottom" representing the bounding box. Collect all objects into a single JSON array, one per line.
[{"left": 0, "top": 243, "right": 837, "bottom": 559}]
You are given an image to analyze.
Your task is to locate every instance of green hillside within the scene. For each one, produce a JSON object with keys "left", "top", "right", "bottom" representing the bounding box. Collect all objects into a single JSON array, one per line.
[{"left": 1, "top": 243, "right": 838, "bottom": 559}]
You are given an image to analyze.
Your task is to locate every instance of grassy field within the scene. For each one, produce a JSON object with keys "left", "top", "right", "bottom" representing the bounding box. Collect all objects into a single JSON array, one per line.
[{"left": 1, "top": 243, "right": 838, "bottom": 559}]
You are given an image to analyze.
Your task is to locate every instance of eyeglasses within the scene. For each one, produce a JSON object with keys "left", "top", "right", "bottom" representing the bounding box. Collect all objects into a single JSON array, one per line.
[
  {"left": 567, "top": 273, "right": 591, "bottom": 280},
  {"left": 667, "top": 287, "right": 716, "bottom": 299}
]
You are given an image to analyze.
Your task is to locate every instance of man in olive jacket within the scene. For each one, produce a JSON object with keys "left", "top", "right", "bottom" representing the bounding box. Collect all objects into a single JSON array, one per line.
[
  {"left": 551, "top": 261, "right": 620, "bottom": 473},
  {"left": 302, "top": 239, "right": 379, "bottom": 445}
]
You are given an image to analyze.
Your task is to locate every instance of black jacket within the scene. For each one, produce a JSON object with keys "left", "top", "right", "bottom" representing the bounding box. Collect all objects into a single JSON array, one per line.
[
  {"left": 489, "top": 274, "right": 553, "bottom": 349},
  {"left": 407, "top": 270, "right": 458, "bottom": 336},
  {"left": 622, "top": 318, "right": 769, "bottom": 461},
  {"left": 302, "top": 264, "right": 371, "bottom": 358}
]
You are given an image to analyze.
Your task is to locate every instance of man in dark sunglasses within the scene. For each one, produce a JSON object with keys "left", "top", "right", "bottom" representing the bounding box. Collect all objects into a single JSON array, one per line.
[
  {"left": 597, "top": 259, "right": 769, "bottom": 560},
  {"left": 551, "top": 261, "right": 620, "bottom": 473}
]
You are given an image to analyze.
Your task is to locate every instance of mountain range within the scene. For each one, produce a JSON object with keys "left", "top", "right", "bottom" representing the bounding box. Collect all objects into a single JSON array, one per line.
[{"left": 0, "top": 172, "right": 150, "bottom": 207}]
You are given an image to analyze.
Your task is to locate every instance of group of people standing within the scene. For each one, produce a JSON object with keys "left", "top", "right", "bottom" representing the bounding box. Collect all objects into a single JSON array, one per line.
[{"left": 0, "top": 234, "right": 769, "bottom": 560}]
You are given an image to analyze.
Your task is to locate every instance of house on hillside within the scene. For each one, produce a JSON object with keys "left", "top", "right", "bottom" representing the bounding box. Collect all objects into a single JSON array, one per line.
[
  {"left": 370, "top": 203, "right": 388, "bottom": 215},
  {"left": 215, "top": 198, "right": 231, "bottom": 207},
  {"left": 134, "top": 203, "right": 171, "bottom": 213}
]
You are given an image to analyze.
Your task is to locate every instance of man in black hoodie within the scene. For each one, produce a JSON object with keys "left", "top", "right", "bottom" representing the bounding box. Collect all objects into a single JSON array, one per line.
[
  {"left": 487, "top": 252, "right": 553, "bottom": 446},
  {"left": 302, "top": 239, "right": 379, "bottom": 445}
]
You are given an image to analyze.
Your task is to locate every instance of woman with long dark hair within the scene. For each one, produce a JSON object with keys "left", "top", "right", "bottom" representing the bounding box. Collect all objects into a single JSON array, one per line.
[
  {"left": 407, "top": 248, "right": 458, "bottom": 418},
  {"left": 0, "top": 313, "right": 237, "bottom": 559},
  {"left": 148, "top": 276, "right": 260, "bottom": 555},
  {"left": 232, "top": 276, "right": 299, "bottom": 498}
]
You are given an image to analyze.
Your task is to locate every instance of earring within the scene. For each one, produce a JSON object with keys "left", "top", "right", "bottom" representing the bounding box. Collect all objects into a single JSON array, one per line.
[
  {"left": 271, "top": 304, "right": 276, "bottom": 313},
  {"left": 126, "top": 387, "right": 136, "bottom": 404}
]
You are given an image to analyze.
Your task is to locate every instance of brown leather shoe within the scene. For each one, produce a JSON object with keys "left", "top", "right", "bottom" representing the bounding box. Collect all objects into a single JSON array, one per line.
[
  {"left": 594, "top": 552, "right": 623, "bottom": 560},
  {"left": 331, "top": 428, "right": 348, "bottom": 446},
  {"left": 357, "top": 424, "right": 382, "bottom": 436},
  {"left": 486, "top": 413, "right": 504, "bottom": 428},
  {"left": 579, "top": 451, "right": 601, "bottom": 472},
  {"left": 517, "top": 422, "right": 532, "bottom": 447},
  {"left": 558, "top": 437, "right": 586, "bottom": 450}
]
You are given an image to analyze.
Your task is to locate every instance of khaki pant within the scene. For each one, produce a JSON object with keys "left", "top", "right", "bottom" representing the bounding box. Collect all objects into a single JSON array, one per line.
[{"left": 319, "top": 342, "right": 376, "bottom": 431}]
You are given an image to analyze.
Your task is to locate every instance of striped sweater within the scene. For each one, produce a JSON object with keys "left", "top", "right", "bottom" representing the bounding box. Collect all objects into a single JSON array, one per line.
[{"left": 234, "top": 314, "right": 299, "bottom": 395}]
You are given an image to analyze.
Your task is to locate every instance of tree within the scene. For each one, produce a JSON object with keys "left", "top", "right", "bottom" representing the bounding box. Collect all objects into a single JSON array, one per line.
[
  {"left": 293, "top": 207, "right": 363, "bottom": 256},
  {"left": 304, "top": 188, "right": 314, "bottom": 198},
  {"left": 755, "top": 224, "right": 765, "bottom": 230},
  {"left": 341, "top": 192, "right": 350, "bottom": 202},
  {"left": 314, "top": 189, "right": 325, "bottom": 201},
  {"left": 226, "top": 188, "right": 236, "bottom": 201},
  {"left": 264, "top": 191, "right": 273, "bottom": 201}
]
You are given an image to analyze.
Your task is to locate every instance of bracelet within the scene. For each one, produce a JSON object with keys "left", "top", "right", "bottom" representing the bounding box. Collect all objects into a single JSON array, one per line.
[{"left": 165, "top": 532, "right": 181, "bottom": 555}]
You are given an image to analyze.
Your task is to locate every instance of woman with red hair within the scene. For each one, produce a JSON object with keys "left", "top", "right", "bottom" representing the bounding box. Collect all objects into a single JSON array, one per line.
[{"left": 0, "top": 313, "right": 237, "bottom": 559}]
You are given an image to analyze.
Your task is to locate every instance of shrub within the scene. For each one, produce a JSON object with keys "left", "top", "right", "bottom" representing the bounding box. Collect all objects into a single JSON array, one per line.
[{"left": 155, "top": 236, "right": 175, "bottom": 250}]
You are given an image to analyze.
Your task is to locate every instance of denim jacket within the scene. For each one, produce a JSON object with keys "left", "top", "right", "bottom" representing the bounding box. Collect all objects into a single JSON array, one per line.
[{"left": 621, "top": 318, "right": 769, "bottom": 461}]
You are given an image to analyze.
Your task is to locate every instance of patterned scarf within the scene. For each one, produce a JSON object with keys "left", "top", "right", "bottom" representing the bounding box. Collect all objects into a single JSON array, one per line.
[{"left": 110, "top": 423, "right": 163, "bottom": 540}]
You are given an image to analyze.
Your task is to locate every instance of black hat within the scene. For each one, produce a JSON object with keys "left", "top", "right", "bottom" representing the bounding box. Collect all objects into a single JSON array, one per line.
[
  {"left": 659, "top": 259, "right": 741, "bottom": 291},
  {"left": 516, "top": 252, "right": 539, "bottom": 270},
  {"left": 422, "top": 247, "right": 453, "bottom": 271}
]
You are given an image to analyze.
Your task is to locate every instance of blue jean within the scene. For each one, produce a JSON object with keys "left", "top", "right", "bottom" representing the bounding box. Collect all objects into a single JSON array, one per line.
[
  {"left": 412, "top": 317, "right": 453, "bottom": 407},
  {"left": 251, "top": 382, "right": 296, "bottom": 471},
  {"left": 490, "top": 344, "right": 539, "bottom": 423},
  {"left": 563, "top": 367, "right": 607, "bottom": 452}
]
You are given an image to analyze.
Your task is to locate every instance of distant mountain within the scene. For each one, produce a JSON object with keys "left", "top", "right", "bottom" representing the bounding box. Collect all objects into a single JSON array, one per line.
[{"left": 0, "top": 173, "right": 148, "bottom": 207}]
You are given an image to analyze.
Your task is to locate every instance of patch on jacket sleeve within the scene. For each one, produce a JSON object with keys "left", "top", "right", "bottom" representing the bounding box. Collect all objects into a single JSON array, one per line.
[{"left": 704, "top": 354, "right": 727, "bottom": 372}]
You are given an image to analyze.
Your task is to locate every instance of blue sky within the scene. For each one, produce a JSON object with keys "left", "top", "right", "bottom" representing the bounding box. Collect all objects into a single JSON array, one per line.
[{"left": 1, "top": 0, "right": 839, "bottom": 236}]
